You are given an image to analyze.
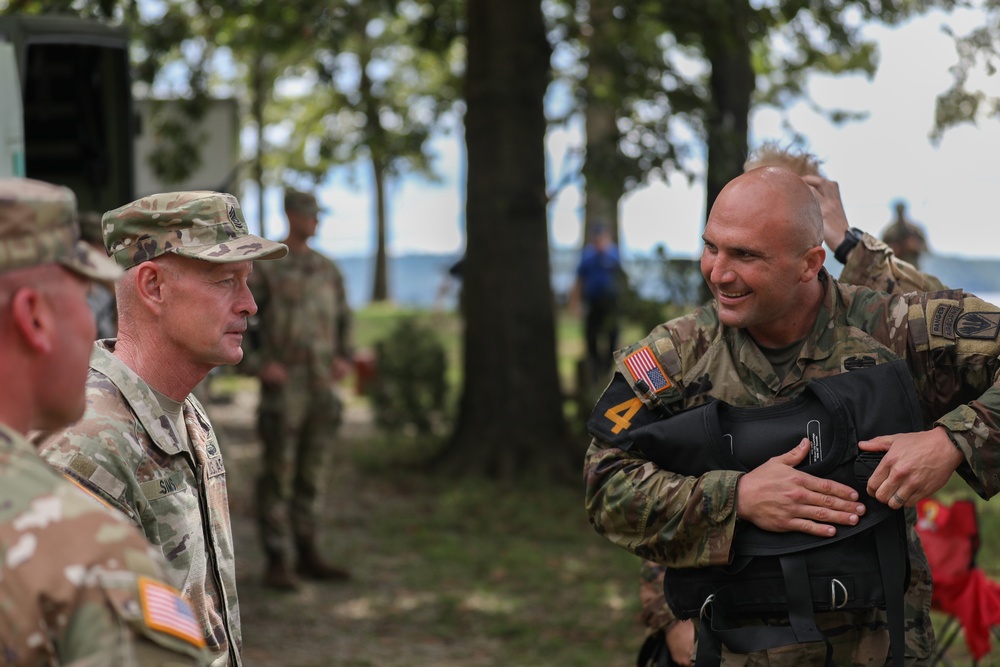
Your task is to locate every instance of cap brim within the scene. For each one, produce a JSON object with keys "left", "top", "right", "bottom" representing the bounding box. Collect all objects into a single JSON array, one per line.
[
  {"left": 294, "top": 205, "right": 326, "bottom": 216},
  {"left": 173, "top": 235, "right": 289, "bottom": 263},
  {"left": 60, "top": 241, "right": 123, "bottom": 282}
]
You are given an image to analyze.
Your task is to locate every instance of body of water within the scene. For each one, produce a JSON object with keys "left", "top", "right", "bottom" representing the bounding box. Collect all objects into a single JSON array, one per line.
[{"left": 333, "top": 250, "right": 1000, "bottom": 311}]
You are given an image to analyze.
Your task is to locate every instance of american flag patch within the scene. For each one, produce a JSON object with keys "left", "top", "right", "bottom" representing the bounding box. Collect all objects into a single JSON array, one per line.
[
  {"left": 623, "top": 347, "right": 672, "bottom": 393},
  {"left": 139, "top": 577, "right": 206, "bottom": 648}
]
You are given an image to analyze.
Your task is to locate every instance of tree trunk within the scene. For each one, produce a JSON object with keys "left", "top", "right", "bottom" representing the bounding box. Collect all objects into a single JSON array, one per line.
[
  {"left": 582, "top": 0, "right": 624, "bottom": 245},
  {"left": 360, "top": 53, "right": 390, "bottom": 303},
  {"left": 441, "top": 0, "right": 575, "bottom": 480},
  {"left": 703, "top": 11, "right": 755, "bottom": 222},
  {"left": 251, "top": 53, "right": 267, "bottom": 238},
  {"left": 699, "top": 6, "right": 755, "bottom": 301},
  {"left": 370, "top": 157, "right": 389, "bottom": 303}
]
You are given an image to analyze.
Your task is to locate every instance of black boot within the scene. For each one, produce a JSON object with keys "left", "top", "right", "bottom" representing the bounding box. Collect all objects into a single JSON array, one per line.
[
  {"left": 263, "top": 552, "right": 300, "bottom": 591},
  {"left": 295, "top": 537, "right": 351, "bottom": 581}
]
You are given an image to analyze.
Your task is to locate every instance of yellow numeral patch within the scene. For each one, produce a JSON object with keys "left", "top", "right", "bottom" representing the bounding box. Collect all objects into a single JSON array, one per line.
[{"left": 604, "top": 397, "right": 643, "bottom": 434}]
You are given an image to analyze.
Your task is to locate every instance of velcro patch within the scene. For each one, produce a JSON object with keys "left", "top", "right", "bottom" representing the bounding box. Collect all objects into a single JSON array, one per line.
[
  {"left": 930, "top": 303, "right": 961, "bottom": 339},
  {"left": 138, "top": 576, "right": 206, "bottom": 648},
  {"left": 206, "top": 457, "right": 225, "bottom": 478},
  {"left": 587, "top": 373, "right": 663, "bottom": 447},
  {"left": 956, "top": 312, "right": 1000, "bottom": 340},
  {"left": 622, "top": 347, "right": 673, "bottom": 394},
  {"left": 68, "top": 455, "right": 126, "bottom": 501},
  {"left": 139, "top": 474, "right": 186, "bottom": 500}
]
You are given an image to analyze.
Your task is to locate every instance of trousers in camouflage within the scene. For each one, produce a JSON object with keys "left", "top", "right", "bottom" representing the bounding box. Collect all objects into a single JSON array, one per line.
[{"left": 256, "top": 377, "right": 343, "bottom": 556}]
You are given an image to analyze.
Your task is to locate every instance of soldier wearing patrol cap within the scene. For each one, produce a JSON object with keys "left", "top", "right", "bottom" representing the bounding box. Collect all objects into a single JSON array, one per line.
[
  {"left": 241, "top": 187, "right": 353, "bottom": 589},
  {"left": 37, "top": 190, "right": 287, "bottom": 667},
  {"left": 0, "top": 178, "right": 208, "bottom": 665}
]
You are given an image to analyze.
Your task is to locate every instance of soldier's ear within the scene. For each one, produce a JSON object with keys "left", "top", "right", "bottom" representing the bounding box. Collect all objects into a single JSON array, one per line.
[
  {"left": 9, "top": 285, "right": 55, "bottom": 354},
  {"left": 801, "top": 245, "right": 826, "bottom": 282},
  {"left": 132, "top": 261, "right": 167, "bottom": 308}
]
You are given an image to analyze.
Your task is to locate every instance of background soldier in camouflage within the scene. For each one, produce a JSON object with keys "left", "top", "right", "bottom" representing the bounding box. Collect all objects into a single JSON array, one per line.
[
  {"left": 36, "top": 191, "right": 287, "bottom": 667},
  {"left": 241, "top": 188, "right": 353, "bottom": 589},
  {"left": 881, "top": 201, "right": 931, "bottom": 269},
  {"left": 0, "top": 177, "right": 207, "bottom": 666},
  {"left": 585, "top": 166, "right": 1000, "bottom": 665}
]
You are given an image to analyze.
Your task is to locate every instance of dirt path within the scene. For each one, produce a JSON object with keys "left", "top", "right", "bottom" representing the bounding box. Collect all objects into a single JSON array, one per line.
[{"left": 208, "top": 388, "right": 498, "bottom": 667}]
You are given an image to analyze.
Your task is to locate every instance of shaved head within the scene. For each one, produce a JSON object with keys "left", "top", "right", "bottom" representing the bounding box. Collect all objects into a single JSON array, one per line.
[{"left": 720, "top": 166, "right": 824, "bottom": 254}]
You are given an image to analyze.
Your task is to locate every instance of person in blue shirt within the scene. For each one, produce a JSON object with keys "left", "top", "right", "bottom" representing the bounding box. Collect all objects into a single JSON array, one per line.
[{"left": 570, "top": 223, "right": 625, "bottom": 379}]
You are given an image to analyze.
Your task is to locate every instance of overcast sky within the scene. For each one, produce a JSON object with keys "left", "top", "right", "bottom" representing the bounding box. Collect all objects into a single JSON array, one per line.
[{"left": 250, "top": 5, "right": 1000, "bottom": 262}]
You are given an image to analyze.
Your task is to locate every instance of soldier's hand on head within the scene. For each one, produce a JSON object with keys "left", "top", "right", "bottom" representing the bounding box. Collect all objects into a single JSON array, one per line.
[
  {"left": 860, "top": 426, "right": 964, "bottom": 509},
  {"left": 736, "top": 438, "right": 865, "bottom": 537},
  {"left": 801, "top": 175, "right": 851, "bottom": 250}
]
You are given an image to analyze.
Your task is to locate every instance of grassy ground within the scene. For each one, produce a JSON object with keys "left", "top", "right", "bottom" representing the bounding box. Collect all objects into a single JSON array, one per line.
[{"left": 209, "top": 305, "right": 1000, "bottom": 666}]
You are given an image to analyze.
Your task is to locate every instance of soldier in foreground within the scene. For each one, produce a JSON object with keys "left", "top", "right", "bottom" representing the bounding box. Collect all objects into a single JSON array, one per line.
[
  {"left": 0, "top": 177, "right": 207, "bottom": 665},
  {"left": 242, "top": 188, "right": 353, "bottom": 589},
  {"left": 586, "top": 166, "right": 1000, "bottom": 665},
  {"left": 37, "top": 191, "right": 287, "bottom": 666},
  {"left": 635, "top": 145, "right": 950, "bottom": 666}
]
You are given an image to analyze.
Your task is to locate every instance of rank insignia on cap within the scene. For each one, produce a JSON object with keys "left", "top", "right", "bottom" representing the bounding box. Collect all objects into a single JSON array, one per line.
[
  {"left": 623, "top": 347, "right": 672, "bottom": 393},
  {"left": 139, "top": 577, "right": 206, "bottom": 648},
  {"left": 228, "top": 205, "right": 244, "bottom": 230}
]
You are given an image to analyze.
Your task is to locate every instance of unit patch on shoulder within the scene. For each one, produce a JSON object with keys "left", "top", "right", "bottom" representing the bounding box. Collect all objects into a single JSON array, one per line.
[
  {"left": 587, "top": 373, "right": 662, "bottom": 447},
  {"left": 623, "top": 346, "right": 673, "bottom": 394},
  {"left": 139, "top": 576, "right": 206, "bottom": 648},
  {"left": 930, "top": 303, "right": 961, "bottom": 339},
  {"left": 956, "top": 312, "right": 1000, "bottom": 340}
]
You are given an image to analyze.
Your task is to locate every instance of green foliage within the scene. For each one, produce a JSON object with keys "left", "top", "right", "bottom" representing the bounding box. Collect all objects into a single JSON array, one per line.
[
  {"left": 549, "top": 0, "right": 958, "bottom": 205},
  {"left": 368, "top": 315, "right": 451, "bottom": 436},
  {"left": 933, "top": 5, "right": 1000, "bottom": 140}
]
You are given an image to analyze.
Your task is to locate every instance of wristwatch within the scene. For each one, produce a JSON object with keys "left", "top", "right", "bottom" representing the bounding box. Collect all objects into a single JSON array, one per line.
[{"left": 834, "top": 227, "right": 864, "bottom": 264}]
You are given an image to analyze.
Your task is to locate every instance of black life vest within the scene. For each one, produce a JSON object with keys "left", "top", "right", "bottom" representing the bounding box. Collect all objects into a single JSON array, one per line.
[{"left": 618, "top": 360, "right": 925, "bottom": 667}]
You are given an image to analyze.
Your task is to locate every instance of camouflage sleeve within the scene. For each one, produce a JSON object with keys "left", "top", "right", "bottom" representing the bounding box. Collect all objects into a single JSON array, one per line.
[
  {"left": 639, "top": 559, "right": 677, "bottom": 634},
  {"left": 883, "top": 290, "right": 1000, "bottom": 500},
  {"left": 908, "top": 294, "right": 1000, "bottom": 499},
  {"left": 838, "top": 232, "right": 947, "bottom": 294},
  {"left": 36, "top": 424, "right": 146, "bottom": 530},
  {"left": 583, "top": 436, "right": 742, "bottom": 568},
  {"left": 0, "top": 462, "right": 207, "bottom": 666}
]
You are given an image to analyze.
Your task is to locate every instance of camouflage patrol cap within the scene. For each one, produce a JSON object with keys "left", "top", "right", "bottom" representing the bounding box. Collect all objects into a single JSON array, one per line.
[
  {"left": 104, "top": 190, "right": 288, "bottom": 270},
  {"left": 0, "top": 177, "right": 121, "bottom": 281},
  {"left": 284, "top": 188, "right": 325, "bottom": 215}
]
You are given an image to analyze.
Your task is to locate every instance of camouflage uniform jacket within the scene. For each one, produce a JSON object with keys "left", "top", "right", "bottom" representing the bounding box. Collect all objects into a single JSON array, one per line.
[
  {"left": 36, "top": 341, "right": 242, "bottom": 667},
  {"left": 585, "top": 270, "right": 1000, "bottom": 664},
  {"left": 241, "top": 247, "right": 351, "bottom": 393},
  {"left": 840, "top": 231, "right": 947, "bottom": 293},
  {"left": 1, "top": 422, "right": 208, "bottom": 666}
]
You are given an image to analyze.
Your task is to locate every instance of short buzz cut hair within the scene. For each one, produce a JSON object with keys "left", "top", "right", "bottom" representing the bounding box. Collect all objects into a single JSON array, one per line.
[{"left": 744, "top": 141, "right": 823, "bottom": 178}]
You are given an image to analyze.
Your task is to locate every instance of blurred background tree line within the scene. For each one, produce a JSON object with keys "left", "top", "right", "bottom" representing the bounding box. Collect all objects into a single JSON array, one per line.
[{"left": 4, "top": 0, "right": 998, "bottom": 481}]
